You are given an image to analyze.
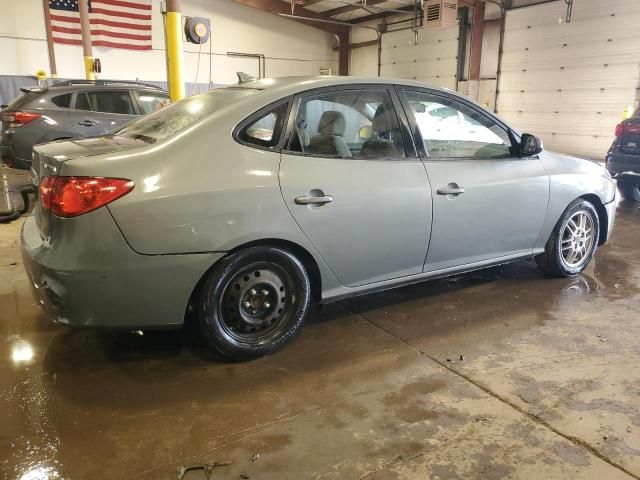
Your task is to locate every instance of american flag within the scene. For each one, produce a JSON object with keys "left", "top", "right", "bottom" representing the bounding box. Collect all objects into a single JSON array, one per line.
[{"left": 49, "top": 0, "right": 152, "bottom": 51}]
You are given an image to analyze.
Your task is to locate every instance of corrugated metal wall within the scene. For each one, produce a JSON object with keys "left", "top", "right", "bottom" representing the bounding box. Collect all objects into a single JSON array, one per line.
[
  {"left": 498, "top": 0, "right": 640, "bottom": 159},
  {"left": 380, "top": 25, "right": 459, "bottom": 90}
]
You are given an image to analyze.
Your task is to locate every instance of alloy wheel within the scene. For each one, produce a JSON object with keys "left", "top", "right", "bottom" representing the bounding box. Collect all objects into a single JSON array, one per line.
[{"left": 560, "top": 210, "right": 595, "bottom": 269}]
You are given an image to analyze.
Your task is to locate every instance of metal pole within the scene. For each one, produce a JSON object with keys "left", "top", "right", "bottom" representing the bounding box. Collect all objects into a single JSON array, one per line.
[
  {"left": 78, "top": 0, "right": 95, "bottom": 80},
  {"left": 493, "top": 2, "right": 506, "bottom": 114},
  {"left": 42, "top": 0, "right": 57, "bottom": 77},
  {"left": 165, "top": 0, "right": 185, "bottom": 101},
  {"left": 377, "top": 32, "right": 382, "bottom": 77}
]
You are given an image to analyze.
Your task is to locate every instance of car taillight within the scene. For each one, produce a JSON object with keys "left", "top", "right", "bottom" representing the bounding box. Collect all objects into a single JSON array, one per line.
[
  {"left": 2, "top": 111, "right": 41, "bottom": 128},
  {"left": 40, "top": 176, "right": 134, "bottom": 218},
  {"left": 615, "top": 123, "right": 640, "bottom": 137}
]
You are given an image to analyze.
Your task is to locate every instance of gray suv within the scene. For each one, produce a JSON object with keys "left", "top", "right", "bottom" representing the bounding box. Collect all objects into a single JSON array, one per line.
[{"left": 0, "top": 80, "right": 168, "bottom": 170}]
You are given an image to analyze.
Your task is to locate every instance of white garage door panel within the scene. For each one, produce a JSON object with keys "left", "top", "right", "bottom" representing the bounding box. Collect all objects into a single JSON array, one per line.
[
  {"left": 499, "top": 65, "right": 639, "bottom": 91},
  {"left": 499, "top": 89, "right": 639, "bottom": 113},
  {"left": 381, "top": 26, "right": 459, "bottom": 90},
  {"left": 498, "top": 0, "right": 640, "bottom": 159},
  {"left": 499, "top": 112, "right": 621, "bottom": 135}
]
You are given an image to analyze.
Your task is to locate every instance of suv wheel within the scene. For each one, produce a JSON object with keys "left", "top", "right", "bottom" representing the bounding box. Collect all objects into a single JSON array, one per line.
[
  {"left": 197, "top": 246, "right": 311, "bottom": 361},
  {"left": 618, "top": 180, "right": 640, "bottom": 201}
]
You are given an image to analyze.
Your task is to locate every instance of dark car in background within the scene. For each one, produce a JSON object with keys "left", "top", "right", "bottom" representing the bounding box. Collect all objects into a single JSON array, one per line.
[
  {"left": 607, "top": 111, "right": 640, "bottom": 201},
  {"left": 1, "top": 80, "right": 168, "bottom": 170}
]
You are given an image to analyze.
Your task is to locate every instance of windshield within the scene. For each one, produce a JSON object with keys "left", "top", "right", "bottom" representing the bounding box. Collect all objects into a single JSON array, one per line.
[{"left": 116, "top": 87, "right": 259, "bottom": 143}]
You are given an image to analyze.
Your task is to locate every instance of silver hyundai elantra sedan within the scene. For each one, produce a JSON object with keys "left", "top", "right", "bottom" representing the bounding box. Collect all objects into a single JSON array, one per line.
[{"left": 21, "top": 76, "right": 616, "bottom": 360}]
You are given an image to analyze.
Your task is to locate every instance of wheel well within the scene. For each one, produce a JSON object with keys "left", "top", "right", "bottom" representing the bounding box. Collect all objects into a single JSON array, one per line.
[
  {"left": 580, "top": 194, "right": 608, "bottom": 245},
  {"left": 184, "top": 239, "right": 323, "bottom": 327}
]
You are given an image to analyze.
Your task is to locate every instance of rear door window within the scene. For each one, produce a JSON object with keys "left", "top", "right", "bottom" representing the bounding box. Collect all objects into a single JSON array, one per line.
[
  {"left": 75, "top": 90, "right": 135, "bottom": 115},
  {"left": 288, "top": 89, "right": 406, "bottom": 159},
  {"left": 51, "top": 93, "right": 71, "bottom": 108},
  {"left": 134, "top": 90, "right": 169, "bottom": 114}
]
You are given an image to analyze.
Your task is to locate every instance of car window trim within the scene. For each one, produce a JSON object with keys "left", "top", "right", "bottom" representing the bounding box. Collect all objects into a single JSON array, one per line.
[
  {"left": 281, "top": 84, "right": 416, "bottom": 161},
  {"left": 396, "top": 86, "right": 519, "bottom": 161},
  {"left": 232, "top": 96, "right": 293, "bottom": 152}
]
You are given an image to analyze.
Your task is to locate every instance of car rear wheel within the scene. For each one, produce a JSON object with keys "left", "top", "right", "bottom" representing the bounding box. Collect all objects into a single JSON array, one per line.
[
  {"left": 535, "top": 199, "right": 600, "bottom": 277},
  {"left": 618, "top": 180, "right": 640, "bottom": 201},
  {"left": 197, "top": 246, "right": 311, "bottom": 361}
]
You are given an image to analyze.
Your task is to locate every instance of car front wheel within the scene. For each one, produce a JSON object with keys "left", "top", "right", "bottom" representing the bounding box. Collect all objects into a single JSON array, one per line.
[
  {"left": 197, "top": 246, "right": 311, "bottom": 361},
  {"left": 535, "top": 199, "right": 600, "bottom": 277},
  {"left": 618, "top": 180, "right": 640, "bottom": 201}
]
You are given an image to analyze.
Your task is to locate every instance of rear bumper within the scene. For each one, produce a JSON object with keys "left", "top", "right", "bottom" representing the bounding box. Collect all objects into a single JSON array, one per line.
[
  {"left": 20, "top": 211, "right": 224, "bottom": 329},
  {"left": 606, "top": 151, "right": 640, "bottom": 182},
  {"left": 0, "top": 144, "right": 31, "bottom": 170}
]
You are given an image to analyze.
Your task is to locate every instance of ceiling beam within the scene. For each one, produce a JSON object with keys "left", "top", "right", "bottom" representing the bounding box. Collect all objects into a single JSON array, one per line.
[
  {"left": 298, "top": 0, "right": 327, "bottom": 6},
  {"left": 322, "top": 0, "right": 389, "bottom": 17},
  {"left": 231, "top": 0, "right": 348, "bottom": 34},
  {"left": 349, "top": 4, "right": 416, "bottom": 23}
]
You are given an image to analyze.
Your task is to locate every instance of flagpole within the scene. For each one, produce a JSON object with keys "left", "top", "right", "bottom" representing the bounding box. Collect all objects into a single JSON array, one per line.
[
  {"left": 78, "top": 0, "right": 95, "bottom": 80},
  {"left": 42, "top": 0, "right": 57, "bottom": 77}
]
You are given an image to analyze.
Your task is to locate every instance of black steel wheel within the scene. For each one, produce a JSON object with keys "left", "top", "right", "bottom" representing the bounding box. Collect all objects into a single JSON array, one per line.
[{"left": 198, "top": 246, "right": 311, "bottom": 361}]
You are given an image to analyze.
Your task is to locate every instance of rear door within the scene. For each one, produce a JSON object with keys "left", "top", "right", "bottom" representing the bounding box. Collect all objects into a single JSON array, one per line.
[
  {"left": 399, "top": 87, "right": 549, "bottom": 272},
  {"left": 279, "top": 85, "right": 432, "bottom": 287},
  {"left": 69, "top": 89, "right": 137, "bottom": 137}
]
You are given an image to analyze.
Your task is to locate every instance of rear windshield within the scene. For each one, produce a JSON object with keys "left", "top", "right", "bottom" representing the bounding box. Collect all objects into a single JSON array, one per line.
[
  {"left": 6, "top": 90, "right": 44, "bottom": 110},
  {"left": 116, "top": 87, "right": 259, "bottom": 143}
]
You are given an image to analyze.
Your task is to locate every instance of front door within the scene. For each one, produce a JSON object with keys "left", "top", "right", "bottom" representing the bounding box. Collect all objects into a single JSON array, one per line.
[
  {"left": 399, "top": 88, "right": 549, "bottom": 272},
  {"left": 279, "top": 86, "right": 432, "bottom": 287},
  {"left": 70, "top": 89, "right": 138, "bottom": 137}
]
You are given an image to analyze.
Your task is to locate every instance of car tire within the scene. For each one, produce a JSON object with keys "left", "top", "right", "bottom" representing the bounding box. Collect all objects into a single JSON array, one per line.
[
  {"left": 535, "top": 199, "right": 600, "bottom": 277},
  {"left": 618, "top": 180, "right": 640, "bottom": 201},
  {"left": 197, "top": 246, "right": 311, "bottom": 361}
]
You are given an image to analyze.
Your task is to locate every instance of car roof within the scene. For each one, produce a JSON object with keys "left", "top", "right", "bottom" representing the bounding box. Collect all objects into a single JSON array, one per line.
[
  {"left": 231, "top": 75, "right": 467, "bottom": 106},
  {"left": 238, "top": 75, "right": 453, "bottom": 95},
  {"left": 21, "top": 82, "right": 167, "bottom": 98}
]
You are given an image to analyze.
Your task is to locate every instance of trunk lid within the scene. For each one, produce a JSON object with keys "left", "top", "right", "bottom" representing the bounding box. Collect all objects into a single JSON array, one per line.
[{"left": 33, "top": 135, "right": 147, "bottom": 237}]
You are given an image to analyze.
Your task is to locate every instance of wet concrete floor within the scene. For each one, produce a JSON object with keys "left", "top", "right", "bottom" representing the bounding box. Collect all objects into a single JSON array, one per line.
[{"left": 1, "top": 192, "right": 639, "bottom": 479}]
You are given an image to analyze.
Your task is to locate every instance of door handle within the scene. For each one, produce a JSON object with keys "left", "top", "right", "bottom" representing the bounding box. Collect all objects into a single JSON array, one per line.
[
  {"left": 295, "top": 195, "right": 333, "bottom": 205},
  {"left": 78, "top": 120, "right": 96, "bottom": 127},
  {"left": 437, "top": 185, "right": 465, "bottom": 196}
]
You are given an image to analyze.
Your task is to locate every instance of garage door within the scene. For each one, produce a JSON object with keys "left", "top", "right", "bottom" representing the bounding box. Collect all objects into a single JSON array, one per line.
[
  {"left": 498, "top": 0, "right": 640, "bottom": 159},
  {"left": 380, "top": 25, "right": 459, "bottom": 90}
]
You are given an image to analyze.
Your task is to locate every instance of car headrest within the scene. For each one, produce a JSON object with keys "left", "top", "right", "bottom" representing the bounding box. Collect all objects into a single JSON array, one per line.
[
  {"left": 318, "top": 111, "right": 346, "bottom": 136},
  {"left": 372, "top": 104, "right": 395, "bottom": 135}
]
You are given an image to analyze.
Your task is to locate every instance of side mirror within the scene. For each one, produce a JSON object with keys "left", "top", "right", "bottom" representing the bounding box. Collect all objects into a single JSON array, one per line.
[
  {"left": 520, "top": 133, "right": 543, "bottom": 156},
  {"left": 358, "top": 125, "right": 373, "bottom": 140}
]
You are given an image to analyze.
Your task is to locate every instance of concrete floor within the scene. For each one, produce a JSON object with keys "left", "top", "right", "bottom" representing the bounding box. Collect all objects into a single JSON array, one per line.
[{"left": 1, "top": 194, "right": 639, "bottom": 480}]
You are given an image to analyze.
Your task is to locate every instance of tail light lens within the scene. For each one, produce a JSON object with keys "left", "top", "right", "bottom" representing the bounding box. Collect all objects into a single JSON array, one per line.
[
  {"left": 615, "top": 123, "right": 640, "bottom": 137},
  {"left": 2, "top": 111, "right": 41, "bottom": 128},
  {"left": 40, "top": 176, "right": 134, "bottom": 218}
]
